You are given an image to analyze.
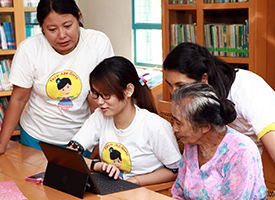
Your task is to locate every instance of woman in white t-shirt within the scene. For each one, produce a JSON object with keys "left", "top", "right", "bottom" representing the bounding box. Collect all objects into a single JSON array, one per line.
[
  {"left": 163, "top": 42, "right": 275, "bottom": 163},
  {"left": 0, "top": 0, "right": 114, "bottom": 155},
  {"left": 67, "top": 56, "right": 181, "bottom": 185}
]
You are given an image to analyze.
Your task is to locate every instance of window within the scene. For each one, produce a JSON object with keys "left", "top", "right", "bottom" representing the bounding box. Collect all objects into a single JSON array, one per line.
[{"left": 132, "top": 0, "right": 162, "bottom": 67}]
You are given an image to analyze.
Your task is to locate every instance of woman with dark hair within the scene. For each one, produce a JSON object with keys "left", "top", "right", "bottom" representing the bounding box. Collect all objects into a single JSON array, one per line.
[
  {"left": 171, "top": 82, "right": 267, "bottom": 199},
  {"left": 67, "top": 56, "right": 181, "bottom": 185},
  {"left": 0, "top": 0, "right": 114, "bottom": 155},
  {"left": 163, "top": 42, "right": 275, "bottom": 163}
]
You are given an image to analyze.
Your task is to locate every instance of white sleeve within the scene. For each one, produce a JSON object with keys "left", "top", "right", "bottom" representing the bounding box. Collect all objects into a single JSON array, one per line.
[
  {"left": 230, "top": 70, "right": 275, "bottom": 137},
  {"left": 71, "top": 108, "right": 104, "bottom": 152},
  {"left": 148, "top": 117, "right": 181, "bottom": 168},
  {"left": 9, "top": 39, "right": 37, "bottom": 88}
]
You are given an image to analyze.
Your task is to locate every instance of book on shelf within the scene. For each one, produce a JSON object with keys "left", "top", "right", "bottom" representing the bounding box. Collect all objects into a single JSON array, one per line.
[
  {"left": 0, "top": 15, "right": 15, "bottom": 49},
  {"left": 3, "top": 22, "right": 16, "bottom": 49},
  {"left": 0, "top": 25, "right": 7, "bottom": 50},
  {"left": 0, "top": 59, "right": 12, "bottom": 91}
]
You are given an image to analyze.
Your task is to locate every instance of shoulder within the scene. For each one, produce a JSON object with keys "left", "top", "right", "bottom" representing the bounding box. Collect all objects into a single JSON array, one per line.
[
  {"left": 224, "top": 127, "right": 260, "bottom": 156},
  {"left": 229, "top": 69, "right": 275, "bottom": 102},
  {"left": 232, "top": 69, "right": 269, "bottom": 91},
  {"left": 18, "top": 33, "right": 46, "bottom": 48},
  {"left": 136, "top": 106, "right": 173, "bottom": 131},
  {"left": 15, "top": 34, "right": 48, "bottom": 56},
  {"left": 80, "top": 28, "right": 111, "bottom": 42}
]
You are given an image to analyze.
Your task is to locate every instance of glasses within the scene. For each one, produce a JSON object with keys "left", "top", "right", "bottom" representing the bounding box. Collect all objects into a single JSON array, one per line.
[{"left": 88, "top": 90, "right": 110, "bottom": 100}]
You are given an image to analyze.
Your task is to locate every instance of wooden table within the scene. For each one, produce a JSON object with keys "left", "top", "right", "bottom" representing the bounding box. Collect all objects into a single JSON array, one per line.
[{"left": 0, "top": 141, "right": 173, "bottom": 199}]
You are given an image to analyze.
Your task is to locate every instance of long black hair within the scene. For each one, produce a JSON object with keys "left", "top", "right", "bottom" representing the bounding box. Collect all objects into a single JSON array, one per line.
[
  {"left": 163, "top": 42, "right": 237, "bottom": 101},
  {"left": 37, "top": 0, "right": 83, "bottom": 27},
  {"left": 90, "top": 56, "right": 157, "bottom": 114}
]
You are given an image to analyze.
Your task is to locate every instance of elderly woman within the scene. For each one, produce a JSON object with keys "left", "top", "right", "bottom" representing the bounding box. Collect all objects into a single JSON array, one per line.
[{"left": 171, "top": 82, "right": 267, "bottom": 199}]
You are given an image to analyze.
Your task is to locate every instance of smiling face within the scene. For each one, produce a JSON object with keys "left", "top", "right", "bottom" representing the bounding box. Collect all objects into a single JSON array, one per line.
[
  {"left": 42, "top": 11, "right": 80, "bottom": 55},
  {"left": 59, "top": 83, "right": 72, "bottom": 95}
]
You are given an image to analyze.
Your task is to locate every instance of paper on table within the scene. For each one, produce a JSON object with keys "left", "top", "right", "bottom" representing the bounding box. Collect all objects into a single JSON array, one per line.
[{"left": 0, "top": 180, "right": 27, "bottom": 200}]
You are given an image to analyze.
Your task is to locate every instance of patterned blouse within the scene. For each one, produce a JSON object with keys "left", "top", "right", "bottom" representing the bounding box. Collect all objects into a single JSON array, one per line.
[{"left": 171, "top": 127, "right": 267, "bottom": 200}]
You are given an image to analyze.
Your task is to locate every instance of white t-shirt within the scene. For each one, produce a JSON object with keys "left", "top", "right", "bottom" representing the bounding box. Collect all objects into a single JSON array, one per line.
[
  {"left": 228, "top": 69, "right": 275, "bottom": 153},
  {"left": 72, "top": 105, "right": 182, "bottom": 180},
  {"left": 9, "top": 28, "right": 114, "bottom": 145}
]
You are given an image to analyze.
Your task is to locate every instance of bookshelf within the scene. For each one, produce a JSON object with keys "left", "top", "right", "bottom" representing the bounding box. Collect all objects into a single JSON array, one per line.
[
  {"left": 162, "top": 0, "right": 275, "bottom": 101},
  {"left": 0, "top": 0, "right": 37, "bottom": 136}
]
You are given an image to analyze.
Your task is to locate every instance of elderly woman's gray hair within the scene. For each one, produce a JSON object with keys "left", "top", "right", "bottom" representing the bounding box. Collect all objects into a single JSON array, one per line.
[{"left": 171, "top": 82, "right": 236, "bottom": 132}]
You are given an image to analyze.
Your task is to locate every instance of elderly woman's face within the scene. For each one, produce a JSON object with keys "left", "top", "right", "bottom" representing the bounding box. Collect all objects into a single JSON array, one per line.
[{"left": 171, "top": 105, "right": 204, "bottom": 145}]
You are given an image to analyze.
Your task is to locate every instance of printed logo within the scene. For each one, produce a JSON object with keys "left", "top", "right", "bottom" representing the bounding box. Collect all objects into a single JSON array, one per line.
[
  {"left": 102, "top": 142, "right": 131, "bottom": 176},
  {"left": 46, "top": 70, "right": 82, "bottom": 110}
]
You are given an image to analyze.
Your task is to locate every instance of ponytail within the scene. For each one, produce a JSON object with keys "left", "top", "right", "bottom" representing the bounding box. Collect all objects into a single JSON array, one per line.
[{"left": 134, "top": 82, "right": 157, "bottom": 114}]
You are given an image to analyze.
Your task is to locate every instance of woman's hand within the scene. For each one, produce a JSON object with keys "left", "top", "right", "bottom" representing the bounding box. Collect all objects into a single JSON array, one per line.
[{"left": 94, "top": 162, "right": 121, "bottom": 180}]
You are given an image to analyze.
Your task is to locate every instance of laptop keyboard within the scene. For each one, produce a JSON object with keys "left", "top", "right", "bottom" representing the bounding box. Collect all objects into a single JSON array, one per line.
[{"left": 91, "top": 173, "right": 141, "bottom": 195}]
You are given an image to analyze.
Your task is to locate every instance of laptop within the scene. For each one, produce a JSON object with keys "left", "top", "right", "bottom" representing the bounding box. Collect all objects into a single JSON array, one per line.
[{"left": 39, "top": 141, "right": 141, "bottom": 198}]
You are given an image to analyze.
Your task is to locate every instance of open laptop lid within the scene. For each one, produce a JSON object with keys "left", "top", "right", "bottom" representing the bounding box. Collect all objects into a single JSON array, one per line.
[{"left": 39, "top": 141, "right": 100, "bottom": 196}]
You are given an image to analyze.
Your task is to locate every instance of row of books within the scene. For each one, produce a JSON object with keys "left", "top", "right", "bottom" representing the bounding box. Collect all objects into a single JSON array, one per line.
[
  {"left": 0, "top": 59, "right": 12, "bottom": 91},
  {"left": 24, "top": 0, "right": 39, "bottom": 8},
  {"left": 25, "top": 12, "right": 38, "bottom": 24},
  {"left": 204, "top": 0, "right": 248, "bottom": 2},
  {"left": 0, "top": 15, "right": 16, "bottom": 50},
  {"left": 170, "top": 0, "right": 196, "bottom": 4},
  {"left": 171, "top": 23, "right": 197, "bottom": 49},
  {"left": 204, "top": 21, "right": 249, "bottom": 57},
  {"left": 170, "top": 21, "right": 249, "bottom": 57}
]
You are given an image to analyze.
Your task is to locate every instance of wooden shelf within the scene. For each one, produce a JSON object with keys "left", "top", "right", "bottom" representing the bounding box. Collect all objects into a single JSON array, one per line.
[
  {"left": 24, "top": 7, "right": 36, "bottom": 12},
  {"left": 0, "top": 90, "right": 12, "bottom": 97},
  {"left": 12, "top": 129, "right": 20, "bottom": 136}
]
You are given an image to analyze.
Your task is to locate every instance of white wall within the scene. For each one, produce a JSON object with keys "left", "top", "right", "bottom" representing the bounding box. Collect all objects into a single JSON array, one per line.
[{"left": 78, "top": 0, "right": 133, "bottom": 61}]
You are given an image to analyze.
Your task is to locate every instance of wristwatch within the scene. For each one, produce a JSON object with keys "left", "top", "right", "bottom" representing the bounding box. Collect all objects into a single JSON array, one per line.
[{"left": 90, "top": 159, "right": 100, "bottom": 172}]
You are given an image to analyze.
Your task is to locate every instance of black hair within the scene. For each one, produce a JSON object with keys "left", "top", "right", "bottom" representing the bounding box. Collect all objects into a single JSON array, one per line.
[
  {"left": 89, "top": 56, "right": 157, "bottom": 114},
  {"left": 109, "top": 147, "right": 122, "bottom": 161},
  {"left": 56, "top": 78, "right": 71, "bottom": 90},
  {"left": 37, "top": 0, "right": 83, "bottom": 27},
  {"left": 172, "top": 82, "right": 236, "bottom": 131},
  {"left": 163, "top": 42, "right": 237, "bottom": 101}
]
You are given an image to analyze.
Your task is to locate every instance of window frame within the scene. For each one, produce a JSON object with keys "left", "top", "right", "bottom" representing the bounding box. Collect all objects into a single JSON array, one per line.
[{"left": 132, "top": 0, "right": 162, "bottom": 68}]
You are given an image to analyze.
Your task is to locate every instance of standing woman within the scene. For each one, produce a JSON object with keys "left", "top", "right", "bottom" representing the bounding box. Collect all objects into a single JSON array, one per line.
[
  {"left": 68, "top": 56, "right": 181, "bottom": 185},
  {"left": 163, "top": 42, "right": 275, "bottom": 163},
  {"left": 0, "top": 0, "right": 114, "bottom": 155}
]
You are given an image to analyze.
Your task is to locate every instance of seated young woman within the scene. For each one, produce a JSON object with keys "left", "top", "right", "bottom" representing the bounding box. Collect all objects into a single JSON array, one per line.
[
  {"left": 170, "top": 82, "right": 267, "bottom": 199},
  {"left": 67, "top": 56, "right": 181, "bottom": 185}
]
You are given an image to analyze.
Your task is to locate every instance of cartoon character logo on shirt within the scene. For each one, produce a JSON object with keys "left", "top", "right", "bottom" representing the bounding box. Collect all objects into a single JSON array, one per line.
[
  {"left": 102, "top": 142, "right": 131, "bottom": 177},
  {"left": 46, "top": 70, "right": 81, "bottom": 110}
]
